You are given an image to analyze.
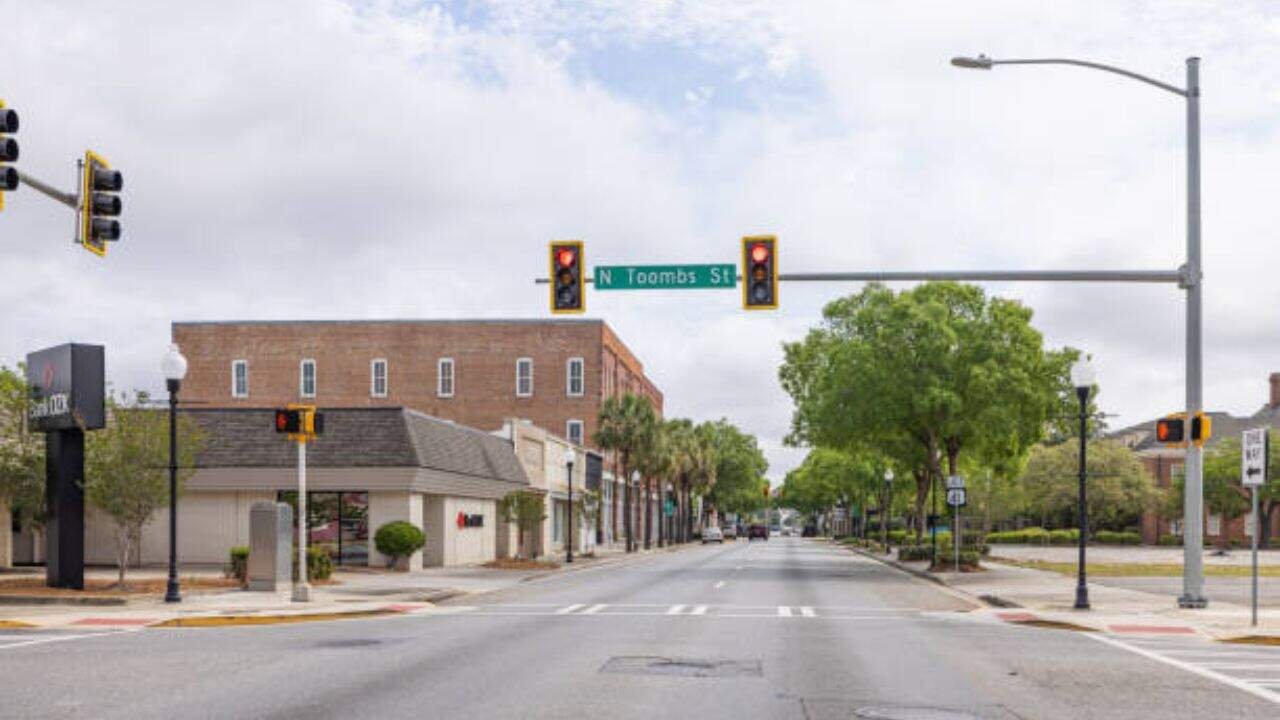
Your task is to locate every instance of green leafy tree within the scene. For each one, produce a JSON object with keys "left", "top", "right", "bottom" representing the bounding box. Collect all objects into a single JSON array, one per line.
[
  {"left": 1170, "top": 435, "right": 1262, "bottom": 549},
  {"left": 702, "top": 419, "right": 769, "bottom": 519},
  {"left": 1020, "top": 439, "right": 1157, "bottom": 533},
  {"left": 84, "top": 393, "right": 205, "bottom": 587},
  {"left": 0, "top": 365, "right": 44, "bottom": 532},
  {"left": 594, "top": 393, "right": 658, "bottom": 552},
  {"left": 498, "top": 489, "right": 548, "bottom": 560}
]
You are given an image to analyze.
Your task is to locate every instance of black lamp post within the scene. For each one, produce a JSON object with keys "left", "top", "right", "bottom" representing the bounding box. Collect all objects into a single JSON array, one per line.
[
  {"left": 1071, "top": 357, "right": 1097, "bottom": 610},
  {"left": 162, "top": 344, "right": 188, "bottom": 604},
  {"left": 565, "top": 448, "right": 575, "bottom": 564}
]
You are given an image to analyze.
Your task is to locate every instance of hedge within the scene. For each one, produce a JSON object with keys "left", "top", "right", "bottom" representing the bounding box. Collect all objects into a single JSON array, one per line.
[
  {"left": 228, "top": 546, "right": 249, "bottom": 586},
  {"left": 988, "top": 527, "right": 1142, "bottom": 545},
  {"left": 375, "top": 521, "right": 426, "bottom": 567},
  {"left": 293, "top": 545, "right": 333, "bottom": 581}
]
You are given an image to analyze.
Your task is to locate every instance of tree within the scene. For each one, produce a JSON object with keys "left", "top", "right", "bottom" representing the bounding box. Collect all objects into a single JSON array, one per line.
[
  {"left": 84, "top": 393, "right": 204, "bottom": 586},
  {"left": 498, "top": 489, "right": 547, "bottom": 560},
  {"left": 1020, "top": 439, "right": 1156, "bottom": 533},
  {"left": 634, "top": 420, "right": 674, "bottom": 548},
  {"left": 780, "top": 283, "right": 1068, "bottom": 541},
  {"left": 0, "top": 365, "right": 44, "bottom": 533},
  {"left": 594, "top": 393, "right": 657, "bottom": 553},
  {"left": 702, "top": 419, "right": 768, "bottom": 519},
  {"left": 1176, "top": 435, "right": 1261, "bottom": 549}
]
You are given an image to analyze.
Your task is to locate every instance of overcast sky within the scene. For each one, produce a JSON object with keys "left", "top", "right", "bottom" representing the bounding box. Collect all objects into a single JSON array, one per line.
[{"left": 3, "top": 1, "right": 1279, "bottom": 481}]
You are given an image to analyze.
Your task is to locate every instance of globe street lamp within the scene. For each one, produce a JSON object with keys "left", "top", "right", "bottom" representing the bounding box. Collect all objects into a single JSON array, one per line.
[
  {"left": 950, "top": 53, "right": 1207, "bottom": 609},
  {"left": 565, "top": 449, "right": 575, "bottom": 564},
  {"left": 883, "top": 469, "right": 894, "bottom": 552},
  {"left": 161, "top": 344, "right": 188, "bottom": 603},
  {"left": 1071, "top": 356, "right": 1097, "bottom": 610}
]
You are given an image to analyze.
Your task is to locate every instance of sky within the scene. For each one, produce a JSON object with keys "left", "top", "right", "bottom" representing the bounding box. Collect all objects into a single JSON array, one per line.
[{"left": 3, "top": 0, "right": 1280, "bottom": 481}]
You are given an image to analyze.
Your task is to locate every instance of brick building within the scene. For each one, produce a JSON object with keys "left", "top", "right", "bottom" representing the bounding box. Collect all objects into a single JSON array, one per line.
[
  {"left": 1110, "top": 373, "right": 1280, "bottom": 546},
  {"left": 171, "top": 319, "right": 664, "bottom": 449}
]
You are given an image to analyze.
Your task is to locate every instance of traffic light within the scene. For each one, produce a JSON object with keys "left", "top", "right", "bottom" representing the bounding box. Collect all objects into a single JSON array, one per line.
[
  {"left": 1190, "top": 412, "right": 1211, "bottom": 447},
  {"left": 1155, "top": 416, "right": 1185, "bottom": 445},
  {"left": 275, "top": 409, "right": 302, "bottom": 434},
  {"left": 0, "top": 100, "right": 17, "bottom": 212},
  {"left": 80, "top": 150, "right": 122, "bottom": 256},
  {"left": 550, "top": 240, "right": 584, "bottom": 314},
  {"left": 742, "top": 235, "right": 777, "bottom": 309}
]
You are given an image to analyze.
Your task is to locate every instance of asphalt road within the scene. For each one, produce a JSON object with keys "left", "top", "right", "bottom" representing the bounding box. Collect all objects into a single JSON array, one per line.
[{"left": 2, "top": 538, "right": 1279, "bottom": 719}]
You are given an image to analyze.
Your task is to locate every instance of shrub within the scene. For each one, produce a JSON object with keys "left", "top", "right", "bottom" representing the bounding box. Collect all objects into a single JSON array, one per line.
[
  {"left": 227, "top": 546, "right": 249, "bottom": 586},
  {"left": 375, "top": 521, "right": 426, "bottom": 568},
  {"left": 1095, "top": 530, "right": 1141, "bottom": 545},
  {"left": 293, "top": 545, "right": 333, "bottom": 581},
  {"left": 1158, "top": 534, "right": 1183, "bottom": 546},
  {"left": 1048, "top": 528, "right": 1079, "bottom": 545},
  {"left": 930, "top": 550, "right": 982, "bottom": 571}
]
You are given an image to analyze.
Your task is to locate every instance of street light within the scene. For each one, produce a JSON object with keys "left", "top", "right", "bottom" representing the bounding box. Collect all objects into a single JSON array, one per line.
[
  {"left": 630, "top": 470, "right": 640, "bottom": 553},
  {"left": 951, "top": 53, "right": 1208, "bottom": 609},
  {"left": 1071, "top": 356, "right": 1097, "bottom": 610},
  {"left": 565, "top": 449, "right": 575, "bottom": 564},
  {"left": 883, "top": 469, "right": 894, "bottom": 552},
  {"left": 161, "top": 344, "right": 188, "bottom": 603}
]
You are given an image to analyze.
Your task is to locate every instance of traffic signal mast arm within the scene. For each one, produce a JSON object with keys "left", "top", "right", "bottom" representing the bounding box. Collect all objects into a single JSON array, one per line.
[{"left": 15, "top": 169, "right": 78, "bottom": 209}]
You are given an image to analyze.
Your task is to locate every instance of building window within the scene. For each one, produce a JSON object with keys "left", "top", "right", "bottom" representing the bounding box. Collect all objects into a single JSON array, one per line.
[
  {"left": 438, "top": 358, "right": 455, "bottom": 398},
  {"left": 567, "top": 419, "right": 584, "bottom": 446},
  {"left": 516, "top": 358, "right": 533, "bottom": 397},
  {"left": 231, "top": 360, "right": 248, "bottom": 398},
  {"left": 553, "top": 501, "right": 565, "bottom": 543},
  {"left": 1207, "top": 514, "right": 1222, "bottom": 536},
  {"left": 567, "top": 357, "right": 584, "bottom": 397},
  {"left": 1169, "top": 519, "right": 1182, "bottom": 536},
  {"left": 371, "top": 359, "right": 388, "bottom": 398},
  {"left": 300, "top": 359, "right": 316, "bottom": 398}
]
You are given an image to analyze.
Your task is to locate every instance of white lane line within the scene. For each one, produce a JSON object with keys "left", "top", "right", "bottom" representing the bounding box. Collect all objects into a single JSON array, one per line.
[
  {"left": 1198, "top": 663, "right": 1280, "bottom": 671},
  {"left": 713, "top": 581, "right": 726, "bottom": 590},
  {"left": 555, "top": 604, "right": 586, "bottom": 615},
  {"left": 690, "top": 605, "right": 709, "bottom": 616},
  {"left": 581, "top": 604, "right": 608, "bottom": 615},
  {"left": 0, "top": 629, "right": 138, "bottom": 651},
  {"left": 777, "top": 606, "right": 793, "bottom": 617},
  {"left": 799, "top": 606, "right": 816, "bottom": 618},
  {"left": 666, "top": 605, "right": 687, "bottom": 615},
  {"left": 1087, "top": 634, "right": 1280, "bottom": 705}
]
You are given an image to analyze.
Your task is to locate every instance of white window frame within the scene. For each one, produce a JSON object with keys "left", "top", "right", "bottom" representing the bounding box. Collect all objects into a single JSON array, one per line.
[
  {"left": 566, "top": 357, "right": 585, "bottom": 397},
  {"left": 300, "top": 359, "right": 316, "bottom": 398},
  {"left": 516, "top": 357, "right": 533, "bottom": 397},
  {"left": 1207, "top": 514, "right": 1222, "bottom": 536},
  {"left": 231, "top": 359, "right": 248, "bottom": 398},
  {"left": 437, "top": 357, "right": 455, "bottom": 398},
  {"left": 566, "top": 419, "right": 584, "bottom": 446},
  {"left": 370, "top": 358, "right": 388, "bottom": 398}
]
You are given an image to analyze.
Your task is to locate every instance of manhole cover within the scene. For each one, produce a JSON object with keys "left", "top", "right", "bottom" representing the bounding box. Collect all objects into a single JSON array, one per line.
[
  {"left": 601, "top": 656, "right": 762, "bottom": 678},
  {"left": 854, "top": 707, "right": 985, "bottom": 720},
  {"left": 315, "top": 639, "right": 382, "bottom": 649}
]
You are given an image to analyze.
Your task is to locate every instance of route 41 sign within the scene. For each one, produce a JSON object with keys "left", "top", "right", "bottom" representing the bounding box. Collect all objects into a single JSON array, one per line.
[
  {"left": 946, "top": 488, "right": 967, "bottom": 507},
  {"left": 1242, "top": 428, "right": 1269, "bottom": 487}
]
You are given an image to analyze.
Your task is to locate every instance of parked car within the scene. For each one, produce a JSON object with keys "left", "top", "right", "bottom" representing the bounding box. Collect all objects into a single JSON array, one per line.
[
  {"left": 722, "top": 524, "right": 738, "bottom": 540},
  {"left": 801, "top": 525, "right": 818, "bottom": 537},
  {"left": 747, "top": 524, "right": 769, "bottom": 541},
  {"left": 702, "top": 526, "right": 724, "bottom": 544}
]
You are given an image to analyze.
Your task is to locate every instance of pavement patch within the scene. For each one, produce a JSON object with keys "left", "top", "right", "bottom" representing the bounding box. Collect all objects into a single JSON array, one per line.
[{"left": 600, "top": 655, "right": 762, "bottom": 678}]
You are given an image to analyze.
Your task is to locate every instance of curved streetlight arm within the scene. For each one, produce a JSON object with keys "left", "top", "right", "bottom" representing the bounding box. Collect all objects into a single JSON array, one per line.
[{"left": 985, "top": 57, "right": 1188, "bottom": 97}]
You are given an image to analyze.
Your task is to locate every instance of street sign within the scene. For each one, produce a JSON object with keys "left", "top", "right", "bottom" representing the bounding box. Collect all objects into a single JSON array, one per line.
[
  {"left": 1242, "top": 428, "right": 1269, "bottom": 487},
  {"left": 946, "top": 488, "right": 966, "bottom": 507},
  {"left": 946, "top": 475, "right": 965, "bottom": 490},
  {"left": 594, "top": 264, "right": 736, "bottom": 290}
]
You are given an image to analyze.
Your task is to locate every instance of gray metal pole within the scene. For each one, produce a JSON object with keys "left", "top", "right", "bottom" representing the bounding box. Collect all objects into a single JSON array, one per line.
[
  {"left": 1180, "top": 57, "right": 1207, "bottom": 609},
  {"left": 16, "top": 169, "right": 78, "bottom": 209},
  {"left": 1252, "top": 486, "right": 1259, "bottom": 626}
]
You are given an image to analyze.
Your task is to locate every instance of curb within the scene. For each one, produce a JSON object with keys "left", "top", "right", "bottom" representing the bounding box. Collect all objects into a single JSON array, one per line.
[
  {"left": 847, "top": 546, "right": 983, "bottom": 610},
  {"left": 0, "top": 595, "right": 127, "bottom": 607}
]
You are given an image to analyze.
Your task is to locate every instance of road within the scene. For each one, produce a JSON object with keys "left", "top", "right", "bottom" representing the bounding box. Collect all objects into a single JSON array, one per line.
[{"left": 2, "top": 538, "right": 1279, "bottom": 719}]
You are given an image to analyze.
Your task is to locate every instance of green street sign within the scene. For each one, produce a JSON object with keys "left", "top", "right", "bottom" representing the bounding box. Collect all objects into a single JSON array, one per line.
[{"left": 594, "top": 264, "right": 736, "bottom": 291}]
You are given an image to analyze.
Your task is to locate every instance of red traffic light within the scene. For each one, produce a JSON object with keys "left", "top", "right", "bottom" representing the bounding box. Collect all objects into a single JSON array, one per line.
[
  {"left": 750, "top": 243, "right": 770, "bottom": 264},
  {"left": 1155, "top": 418, "right": 1185, "bottom": 444},
  {"left": 556, "top": 248, "right": 576, "bottom": 268},
  {"left": 275, "top": 409, "right": 301, "bottom": 433}
]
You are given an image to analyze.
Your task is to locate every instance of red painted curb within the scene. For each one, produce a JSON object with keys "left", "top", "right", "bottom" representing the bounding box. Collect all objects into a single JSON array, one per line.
[
  {"left": 997, "top": 612, "right": 1037, "bottom": 623},
  {"left": 1109, "top": 624, "right": 1196, "bottom": 635}
]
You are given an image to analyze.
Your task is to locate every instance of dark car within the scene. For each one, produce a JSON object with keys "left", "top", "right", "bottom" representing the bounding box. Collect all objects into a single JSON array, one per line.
[
  {"left": 747, "top": 524, "right": 769, "bottom": 541},
  {"left": 801, "top": 525, "right": 818, "bottom": 537}
]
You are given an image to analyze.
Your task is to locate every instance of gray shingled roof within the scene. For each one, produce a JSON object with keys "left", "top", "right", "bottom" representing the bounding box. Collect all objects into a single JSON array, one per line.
[
  {"left": 1108, "top": 407, "right": 1280, "bottom": 453},
  {"left": 187, "top": 407, "right": 527, "bottom": 485}
]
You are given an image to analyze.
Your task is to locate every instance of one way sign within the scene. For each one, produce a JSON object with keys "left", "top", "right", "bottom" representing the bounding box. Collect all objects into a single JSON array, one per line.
[{"left": 1242, "top": 428, "right": 1269, "bottom": 488}]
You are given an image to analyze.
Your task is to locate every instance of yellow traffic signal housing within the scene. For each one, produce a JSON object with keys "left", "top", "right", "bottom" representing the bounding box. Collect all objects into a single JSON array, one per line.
[
  {"left": 280, "top": 404, "right": 323, "bottom": 443},
  {"left": 80, "top": 150, "right": 122, "bottom": 256},
  {"left": 742, "top": 235, "right": 778, "bottom": 310},
  {"left": 1155, "top": 414, "right": 1186, "bottom": 447},
  {"left": 550, "top": 240, "right": 585, "bottom": 314},
  {"left": 0, "top": 99, "right": 17, "bottom": 212},
  {"left": 1191, "top": 412, "right": 1211, "bottom": 447}
]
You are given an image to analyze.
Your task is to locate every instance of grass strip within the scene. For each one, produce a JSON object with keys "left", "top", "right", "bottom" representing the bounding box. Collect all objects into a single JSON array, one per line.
[{"left": 991, "top": 557, "right": 1280, "bottom": 578}]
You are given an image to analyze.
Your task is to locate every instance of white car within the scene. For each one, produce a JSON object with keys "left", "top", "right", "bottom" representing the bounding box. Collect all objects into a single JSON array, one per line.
[{"left": 701, "top": 526, "right": 724, "bottom": 543}]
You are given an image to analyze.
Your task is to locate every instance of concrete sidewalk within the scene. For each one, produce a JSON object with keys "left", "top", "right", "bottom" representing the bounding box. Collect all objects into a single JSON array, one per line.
[
  {"left": 851, "top": 545, "right": 1280, "bottom": 641},
  {"left": 0, "top": 543, "right": 687, "bottom": 629}
]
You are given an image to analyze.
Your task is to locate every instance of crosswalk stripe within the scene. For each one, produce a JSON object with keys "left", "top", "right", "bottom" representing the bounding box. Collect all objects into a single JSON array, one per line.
[
  {"left": 666, "top": 605, "right": 686, "bottom": 615},
  {"left": 581, "top": 604, "right": 607, "bottom": 615},
  {"left": 555, "top": 604, "right": 586, "bottom": 615},
  {"left": 690, "top": 605, "right": 708, "bottom": 616},
  {"left": 799, "top": 606, "right": 816, "bottom": 618},
  {"left": 777, "top": 606, "right": 793, "bottom": 617}
]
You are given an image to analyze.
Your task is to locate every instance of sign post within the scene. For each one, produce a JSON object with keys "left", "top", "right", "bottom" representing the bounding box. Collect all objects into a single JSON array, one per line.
[
  {"left": 1242, "top": 428, "right": 1269, "bottom": 627},
  {"left": 25, "top": 344, "right": 105, "bottom": 590},
  {"left": 947, "top": 476, "right": 966, "bottom": 572}
]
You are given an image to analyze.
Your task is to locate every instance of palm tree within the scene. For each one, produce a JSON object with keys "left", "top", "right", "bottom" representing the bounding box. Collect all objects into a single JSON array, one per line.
[
  {"left": 635, "top": 420, "right": 672, "bottom": 549},
  {"left": 687, "top": 423, "right": 718, "bottom": 534},
  {"left": 595, "top": 393, "right": 657, "bottom": 553},
  {"left": 663, "top": 419, "right": 695, "bottom": 543}
]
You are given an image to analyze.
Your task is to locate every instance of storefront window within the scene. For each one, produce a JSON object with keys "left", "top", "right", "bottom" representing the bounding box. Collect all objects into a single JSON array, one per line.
[{"left": 278, "top": 490, "right": 369, "bottom": 565}]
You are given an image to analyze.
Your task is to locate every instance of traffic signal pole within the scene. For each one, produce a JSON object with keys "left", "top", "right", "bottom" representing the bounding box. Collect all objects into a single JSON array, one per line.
[{"left": 16, "top": 169, "right": 78, "bottom": 209}]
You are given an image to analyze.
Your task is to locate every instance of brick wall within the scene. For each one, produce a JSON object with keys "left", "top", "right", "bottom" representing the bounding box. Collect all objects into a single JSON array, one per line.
[{"left": 172, "top": 319, "right": 661, "bottom": 453}]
